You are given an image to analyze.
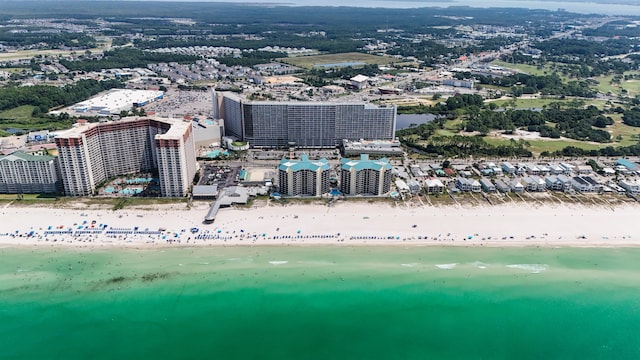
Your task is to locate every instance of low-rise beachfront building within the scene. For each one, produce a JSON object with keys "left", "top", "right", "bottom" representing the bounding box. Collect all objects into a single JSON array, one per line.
[
  {"left": 571, "top": 176, "right": 594, "bottom": 193},
  {"left": 0, "top": 151, "right": 61, "bottom": 194},
  {"left": 407, "top": 179, "right": 421, "bottom": 194},
  {"left": 483, "top": 162, "right": 503, "bottom": 176},
  {"left": 395, "top": 179, "right": 410, "bottom": 194},
  {"left": 616, "top": 158, "right": 640, "bottom": 173},
  {"left": 410, "top": 165, "right": 425, "bottom": 178},
  {"left": 560, "top": 162, "right": 576, "bottom": 175},
  {"left": 619, "top": 179, "right": 640, "bottom": 193},
  {"left": 531, "top": 175, "right": 546, "bottom": 191},
  {"left": 576, "top": 165, "right": 592, "bottom": 175},
  {"left": 501, "top": 162, "right": 516, "bottom": 175},
  {"left": 545, "top": 176, "right": 564, "bottom": 191},
  {"left": 480, "top": 178, "right": 496, "bottom": 192},
  {"left": 538, "top": 165, "right": 551, "bottom": 176},
  {"left": 340, "top": 154, "right": 392, "bottom": 196},
  {"left": 55, "top": 117, "right": 196, "bottom": 197},
  {"left": 278, "top": 154, "right": 330, "bottom": 197},
  {"left": 557, "top": 175, "right": 573, "bottom": 192},
  {"left": 456, "top": 177, "right": 481, "bottom": 192},
  {"left": 549, "top": 164, "right": 564, "bottom": 175},
  {"left": 342, "top": 139, "right": 403, "bottom": 157},
  {"left": 607, "top": 182, "right": 626, "bottom": 194},
  {"left": 525, "top": 164, "right": 540, "bottom": 175},
  {"left": 495, "top": 179, "right": 511, "bottom": 193},
  {"left": 456, "top": 177, "right": 471, "bottom": 192},
  {"left": 583, "top": 176, "right": 602, "bottom": 192},
  {"left": 522, "top": 177, "right": 537, "bottom": 192},
  {"left": 424, "top": 178, "right": 445, "bottom": 194},
  {"left": 509, "top": 179, "right": 524, "bottom": 193}
]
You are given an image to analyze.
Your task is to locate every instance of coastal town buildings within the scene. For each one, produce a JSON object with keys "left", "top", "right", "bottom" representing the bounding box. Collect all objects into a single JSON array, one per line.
[
  {"left": 0, "top": 151, "right": 60, "bottom": 193},
  {"left": 213, "top": 91, "right": 396, "bottom": 148},
  {"left": 340, "top": 154, "right": 392, "bottom": 196},
  {"left": 278, "top": 154, "right": 331, "bottom": 197},
  {"left": 55, "top": 117, "right": 196, "bottom": 197}
]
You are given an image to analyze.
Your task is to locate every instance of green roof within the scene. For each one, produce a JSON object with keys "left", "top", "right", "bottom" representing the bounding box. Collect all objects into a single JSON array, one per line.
[
  {"left": 0, "top": 150, "right": 55, "bottom": 162},
  {"left": 278, "top": 154, "right": 330, "bottom": 172},
  {"left": 341, "top": 154, "right": 392, "bottom": 172}
]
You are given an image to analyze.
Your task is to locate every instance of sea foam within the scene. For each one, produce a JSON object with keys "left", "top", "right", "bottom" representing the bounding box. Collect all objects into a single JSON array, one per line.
[
  {"left": 507, "top": 264, "right": 548, "bottom": 274},
  {"left": 470, "top": 261, "right": 488, "bottom": 269},
  {"left": 269, "top": 261, "right": 288, "bottom": 266},
  {"left": 401, "top": 263, "right": 419, "bottom": 267},
  {"left": 435, "top": 263, "right": 457, "bottom": 270}
]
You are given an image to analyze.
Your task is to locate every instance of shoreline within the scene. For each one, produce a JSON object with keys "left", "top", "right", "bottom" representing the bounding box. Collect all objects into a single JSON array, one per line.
[{"left": 0, "top": 201, "right": 638, "bottom": 248}]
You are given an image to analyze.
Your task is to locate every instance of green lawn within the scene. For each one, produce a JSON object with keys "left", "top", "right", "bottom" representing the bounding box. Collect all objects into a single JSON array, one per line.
[
  {"left": 2, "top": 68, "right": 29, "bottom": 74},
  {"left": 483, "top": 136, "right": 605, "bottom": 154},
  {"left": 279, "top": 52, "right": 393, "bottom": 69},
  {"left": 0, "top": 105, "right": 38, "bottom": 121},
  {"left": 0, "top": 105, "right": 73, "bottom": 135},
  {"left": 433, "top": 115, "right": 640, "bottom": 155},
  {"left": 488, "top": 98, "right": 607, "bottom": 110},
  {"left": 443, "top": 119, "right": 463, "bottom": 131},
  {"left": 607, "top": 114, "right": 640, "bottom": 147},
  {"left": 593, "top": 71, "right": 640, "bottom": 97}
]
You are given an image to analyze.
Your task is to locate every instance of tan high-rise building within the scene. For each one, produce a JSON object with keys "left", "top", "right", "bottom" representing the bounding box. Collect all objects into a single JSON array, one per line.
[
  {"left": 278, "top": 154, "right": 331, "bottom": 197},
  {"left": 55, "top": 117, "right": 196, "bottom": 197},
  {"left": 340, "top": 154, "right": 392, "bottom": 196}
]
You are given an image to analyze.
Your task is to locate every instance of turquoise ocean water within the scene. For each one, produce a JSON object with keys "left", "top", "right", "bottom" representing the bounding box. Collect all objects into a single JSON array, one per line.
[{"left": 1, "top": 246, "right": 640, "bottom": 359}]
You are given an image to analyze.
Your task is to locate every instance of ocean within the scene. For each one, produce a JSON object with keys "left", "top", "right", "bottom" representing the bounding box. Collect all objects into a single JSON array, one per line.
[{"left": 1, "top": 245, "right": 640, "bottom": 359}]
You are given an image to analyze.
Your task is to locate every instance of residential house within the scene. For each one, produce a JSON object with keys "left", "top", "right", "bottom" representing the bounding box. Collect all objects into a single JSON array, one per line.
[{"left": 480, "top": 178, "right": 496, "bottom": 192}]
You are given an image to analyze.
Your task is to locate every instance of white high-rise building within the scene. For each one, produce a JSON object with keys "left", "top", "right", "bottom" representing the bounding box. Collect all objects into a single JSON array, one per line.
[
  {"left": 0, "top": 151, "right": 60, "bottom": 193},
  {"left": 55, "top": 117, "right": 196, "bottom": 197}
]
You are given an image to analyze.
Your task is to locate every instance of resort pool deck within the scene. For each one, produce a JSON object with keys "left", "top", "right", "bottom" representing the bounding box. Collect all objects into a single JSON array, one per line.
[
  {"left": 118, "top": 188, "right": 143, "bottom": 195},
  {"left": 205, "top": 150, "right": 229, "bottom": 158}
]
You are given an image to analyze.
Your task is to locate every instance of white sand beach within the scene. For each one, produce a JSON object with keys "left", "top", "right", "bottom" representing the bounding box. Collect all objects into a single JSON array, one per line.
[{"left": 0, "top": 201, "right": 638, "bottom": 247}]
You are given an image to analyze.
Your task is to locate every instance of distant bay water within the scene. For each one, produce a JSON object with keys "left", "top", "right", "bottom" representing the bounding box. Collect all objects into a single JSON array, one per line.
[
  {"left": 396, "top": 113, "right": 441, "bottom": 130},
  {"left": 2, "top": 246, "right": 640, "bottom": 359},
  {"left": 213, "top": 0, "right": 640, "bottom": 16}
]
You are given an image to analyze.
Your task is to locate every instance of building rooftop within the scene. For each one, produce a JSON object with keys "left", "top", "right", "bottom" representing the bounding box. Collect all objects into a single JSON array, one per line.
[
  {"left": 0, "top": 150, "right": 55, "bottom": 162},
  {"left": 617, "top": 158, "right": 639, "bottom": 171},
  {"left": 55, "top": 116, "right": 190, "bottom": 140},
  {"left": 219, "top": 91, "right": 394, "bottom": 108},
  {"left": 72, "top": 89, "right": 164, "bottom": 114},
  {"left": 341, "top": 154, "right": 392, "bottom": 172},
  {"left": 278, "top": 154, "right": 330, "bottom": 172}
]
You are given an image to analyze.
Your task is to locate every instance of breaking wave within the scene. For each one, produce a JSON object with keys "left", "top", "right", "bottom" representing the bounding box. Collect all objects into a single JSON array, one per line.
[
  {"left": 507, "top": 264, "right": 548, "bottom": 274},
  {"left": 435, "top": 263, "right": 457, "bottom": 270},
  {"left": 269, "top": 261, "right": 288, "bottom": 266}
]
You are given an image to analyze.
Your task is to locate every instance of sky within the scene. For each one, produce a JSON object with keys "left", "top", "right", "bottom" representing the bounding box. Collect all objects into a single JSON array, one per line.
[{"left": 132, "top": 0, "right": 640, "bottom": 16}]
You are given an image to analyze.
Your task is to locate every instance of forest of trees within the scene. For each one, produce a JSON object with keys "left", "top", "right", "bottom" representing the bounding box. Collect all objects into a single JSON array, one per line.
[
  {"left": 456, "top": 72, "right": 597, "bottom": 97},
  {"left": 400, "top": 133, "right": 533, "bottom": 158},
  {"left": 0, "top": 79, "right": 124, "bottom": 111},
  {"left": 622, "top": 107, "right": 640, "bottom": 127},
  {"left": 0, "top": 30, "right": 95, "bottom": 48},
  {"left": 463, "top": 105, "right": 613, "bottom": 143}
]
